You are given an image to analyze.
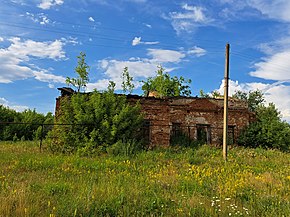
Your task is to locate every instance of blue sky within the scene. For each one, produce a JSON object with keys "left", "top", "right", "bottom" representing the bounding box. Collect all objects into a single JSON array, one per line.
[{"left": 1, "top": 0, "right": 290, "bottom": 121}]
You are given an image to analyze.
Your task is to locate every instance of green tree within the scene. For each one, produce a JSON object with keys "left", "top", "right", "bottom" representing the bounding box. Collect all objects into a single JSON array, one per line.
[
  {"left": 232, "top": 90, "right": 265, "bottom": 112},
  {"left": 121, "top": 67, "right": 134, "bottom": 94},
  {"left": 66, "top": 52, "right": 90, "bottom": 92},
  {"left": 141, "top": 65, "right": 191, "bottom": 97},
  {"left": 238, "top": 103, "right": 290, "bottom": 151},
  {"left": 199, "top": 89, "right": 209, "bottom": 98},
  {"left": 211, "top": 90, "right": 222, "bottom": 98},
  {"left": 49, "top": 83, "right": 144, "bottom": 155},
  {"left": 0, "top": 105, "right": 53, "bottom": 141}
]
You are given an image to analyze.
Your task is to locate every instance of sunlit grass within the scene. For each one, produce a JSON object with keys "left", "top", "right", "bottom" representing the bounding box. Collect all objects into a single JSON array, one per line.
[{"left": 0, "top": 141, "right": 289, "bottom": 216}]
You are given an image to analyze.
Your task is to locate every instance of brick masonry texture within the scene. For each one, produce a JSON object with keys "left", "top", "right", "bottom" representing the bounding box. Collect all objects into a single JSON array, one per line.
[{"left": 56, "top": 88, "right": 254, "bottom": 147}]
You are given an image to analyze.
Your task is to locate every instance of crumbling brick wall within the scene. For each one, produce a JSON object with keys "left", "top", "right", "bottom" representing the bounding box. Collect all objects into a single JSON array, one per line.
[
  {"left": 128, "top": 96, "right": 254, "bottom": 147},
  {"left": 55, "top": 88, "right": 254, "bottom": 147}
]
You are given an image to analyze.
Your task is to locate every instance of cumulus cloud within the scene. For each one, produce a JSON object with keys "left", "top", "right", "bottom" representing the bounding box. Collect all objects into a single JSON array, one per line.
[
  {"left": 147, "top": 49, "right": 185, "bottom": 63},
  {"left": 88, "top": 16, "right": 95, "bottom": 22},
  {"left": 97, "top": 58, "right": 158, "bottom": 90},
  {"left": 188, "top": 46, "right": 206, "bottom": 57},
  {"left": 216, "top": 79, "right": 290, "bottom": 122},
  {"left": 38, "top": 0, "right": 64, "bottom": 10},
  {"left": 0, "top": 37, "right": 66, "bottom": 84},
  {"left": 94, "top": 48, "right": 195, "bottom": 91},
  {"left": 132, "top": 37, "right": 159, "bottom": 46},
  {"left": 7, "top": 37, "right": 65, "bottom": 59},
  {"left": 0, "top": 97, "right": 29, "bottom": 112},
  {"left": 0, "top": 37, "right": 4, "bottom": 42},
  {"left": 87, "top": 79, "right": 111, "bottom": 92},
  {"left": 166, "top": 4, "right": 213, "bottom": 34},
  {"left": 92, "top": 46, "right": 206, "bottom": 91},
  {"left": 93, "top": 45, "right": 209, "bottom": 91}
]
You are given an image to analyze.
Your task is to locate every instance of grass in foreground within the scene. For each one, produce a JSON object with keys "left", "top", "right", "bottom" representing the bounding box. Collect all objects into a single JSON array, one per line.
[{"left": 0, "top": 141, "right": 289, "bottom": 216}]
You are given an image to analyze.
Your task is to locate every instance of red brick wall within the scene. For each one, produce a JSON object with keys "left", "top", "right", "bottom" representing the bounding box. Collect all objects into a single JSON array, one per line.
[
  {"left": 129, "top": 97, "right": 253, "bottom": 147},
  {"left": 55, "top": 92, "right": 253, "bottom": 147}
]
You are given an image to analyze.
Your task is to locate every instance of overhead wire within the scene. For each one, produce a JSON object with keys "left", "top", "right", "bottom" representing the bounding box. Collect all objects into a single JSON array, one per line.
[
  {"left": 0, "top": 21, "right": 227, "bottom": 52},
  {"left": 1, "top": 14, "right": 290, "bottom": 73}
]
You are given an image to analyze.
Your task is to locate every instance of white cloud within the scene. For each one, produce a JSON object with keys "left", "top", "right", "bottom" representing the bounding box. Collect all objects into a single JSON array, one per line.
[
  {"left": 95, "top": 48, "right": 189, "bottom": 91},
  {"left": 132, "top": 37, "right": 159, "bottom": 46},
  {"left": 249, "top": 51, "right": 290, "bottom": 81},
  {"left": 0, "top": 97, "right": 29, "bottom": 112},
  {"left": 25, "top": 12, "right": 51, "bottom": 25},
  {"left": 188, "top": 46, "right": 206, "bottom": 57},
  {"left": 144, "top": 23, "right": 152, "bottom": 28},
  {"left": 48, "top": 83, "right": 55, "bottom": 89},
  {"left": 94, "top": 46, "right": 205, "bottom": 91},
  {"left": 38, "top": 0, "right": 64, "bottom": 10},
  {"left": 219, "top": 0, "right": 290, "bottom": 22},
  {"left": 98, "top": 58, "right": 158, "bottom": 90},
  {"left": 167, "top": 4, "right": 213, "bottom": 34},
  {"left": 132, "top": 37, "right": 141, "bottom": 46},
  {"left": 88, "top": 16, "right": 95, "bottom": 22},
  {"left": 0, "top": 37, "right": 66, "bottom": 84},
  {"left": 33, "top": 70, "right": 65, "bottom": 83},
  {"left": 0, "top": 37, "right": 4, "bottom": 42},
  {"left": 7, "top": 37, "right": 65, "bottom": 59},
  {"left": 87, "top": 79, "right": 111, "bottom": 92},
  {"left": 147, "top": 49, "right": 185, "bottom": 63},
  {"left": 247, "top": 0, "right": 290, "bottom": 22},
  {"left": 61, "top": 36, "right": 79, "bottom": 46},
  {"left": 217, "top": 79, "right": 290, "bottom": 122}
]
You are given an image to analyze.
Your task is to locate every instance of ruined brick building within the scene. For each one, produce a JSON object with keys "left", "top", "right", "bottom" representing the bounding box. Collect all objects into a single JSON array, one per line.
[{"left": 56, "top": 87, "right": 255, "bottom": 147}]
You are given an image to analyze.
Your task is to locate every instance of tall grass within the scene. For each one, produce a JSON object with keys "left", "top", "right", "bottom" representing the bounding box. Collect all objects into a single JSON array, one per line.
[{"left": 0, "top": 141, "right": 289, "bottom": 216}]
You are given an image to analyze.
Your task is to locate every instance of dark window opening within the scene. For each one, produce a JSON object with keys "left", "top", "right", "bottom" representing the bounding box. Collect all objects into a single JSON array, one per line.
[
  {"left": 197, "top": 124, "right": 211, "bottom": 144},
  {"left": 170, "top": 123, "right": 192, "bottom": 147},
  {"left": 172, "top": 123, "right": 181, "bottom": 137},
  {"left": 142, "top": 120, "right": 151, "bottom": 145}
]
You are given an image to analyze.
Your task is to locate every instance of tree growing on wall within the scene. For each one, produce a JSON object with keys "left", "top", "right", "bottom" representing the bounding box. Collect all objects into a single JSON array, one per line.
[
  {"left": 121, "top": 67, "right": 134, "bottom": 94},
  {"left": 141, "top": 65, "right": 191, "bottom": 97},
  {"left": 232, "top": 90, "right": 265, "bottom": 112},
  {"left": 49, "top": 83, "right": 144, "bottom": 155},
  {"left": 66, "top": 52, "right": 90, "bottom": 92}
]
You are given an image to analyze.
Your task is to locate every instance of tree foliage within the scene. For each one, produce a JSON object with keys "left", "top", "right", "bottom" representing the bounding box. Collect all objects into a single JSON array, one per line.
[
  {"left": 238, "top": 103, "right": 290, "bottom": 151},
  {"left": 121, "top": 67, "right": 134, "bottom": 94},
  {"left": 232, "top": 90, "right": 265, "bottom": 112},
  {"left": 66, "top": 52, "right": 90, "bottom": 92},
  {"left": 49, "top": 84, "right": 144, "bottom": 155},
  {"left": 199, "top": 89, "right": 222, "bottom": 98},
  {"left": 141, "top": 66, "right": 191, "bottom": 97},
  {"left": 0, "top": 105, "right": 53, "bottom": 141}
]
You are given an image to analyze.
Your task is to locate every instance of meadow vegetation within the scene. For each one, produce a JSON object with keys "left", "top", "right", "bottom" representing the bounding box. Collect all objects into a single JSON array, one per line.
[{"left": 1, "top": 141, "right": 289, "bottom": 216}]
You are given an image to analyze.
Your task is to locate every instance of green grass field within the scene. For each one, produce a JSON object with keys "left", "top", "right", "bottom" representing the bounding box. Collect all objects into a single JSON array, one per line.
[{"left": 0, "top": 141, "right": 289, "bottom": 216}]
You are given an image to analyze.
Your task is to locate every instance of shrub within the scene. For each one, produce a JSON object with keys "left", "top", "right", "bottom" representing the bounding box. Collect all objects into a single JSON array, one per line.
[
  {"left": 49, "top": 90, "right": 144, "bottom": 155},
  {"left": 238, "top": 103, "right": 290, "bottom": 151}
]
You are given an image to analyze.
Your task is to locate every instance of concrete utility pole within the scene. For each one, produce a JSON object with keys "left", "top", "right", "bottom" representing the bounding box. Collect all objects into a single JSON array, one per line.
[{"left": 223, "top": 43, "right": 230, "bottom": 161}]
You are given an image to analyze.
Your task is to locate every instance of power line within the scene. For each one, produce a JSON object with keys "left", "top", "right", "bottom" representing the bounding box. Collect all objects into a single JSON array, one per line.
[
  {"left": 0, "top": 22, "right": 228, "bottom": 52},
  {"left": 1, "top": 19, "right": 290, "bottom": 72}
]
